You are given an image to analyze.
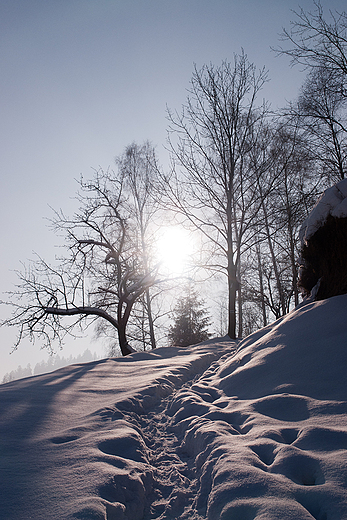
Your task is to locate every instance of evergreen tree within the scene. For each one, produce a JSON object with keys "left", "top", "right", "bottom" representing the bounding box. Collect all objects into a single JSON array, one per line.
[{"left": 168, "top": 288, "right": 211, "bottom": 347}]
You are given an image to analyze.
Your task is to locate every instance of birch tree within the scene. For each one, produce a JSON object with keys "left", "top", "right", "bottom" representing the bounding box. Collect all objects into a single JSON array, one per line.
[
  {"left": 116, "top": 141, "right": 160, "bottom": 350},
  {"left": 164, "top": 54, "right": 269, "bottom": 338},
  {"left": 243, "top": 123, "right": 318, "bottom": 322}
]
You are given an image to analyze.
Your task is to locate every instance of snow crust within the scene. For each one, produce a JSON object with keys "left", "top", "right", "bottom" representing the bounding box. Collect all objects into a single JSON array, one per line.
[
  {"left": 1, "top": 295, "right": 347, "bottom": 519},
  {"left": 299, "top": 178, "right": 347, "bottom": 244}
]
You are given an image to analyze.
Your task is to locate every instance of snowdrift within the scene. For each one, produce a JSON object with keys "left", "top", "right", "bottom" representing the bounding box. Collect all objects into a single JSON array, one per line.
[{"left": 1, "top": 295, "right": 347, "bottom": 519}]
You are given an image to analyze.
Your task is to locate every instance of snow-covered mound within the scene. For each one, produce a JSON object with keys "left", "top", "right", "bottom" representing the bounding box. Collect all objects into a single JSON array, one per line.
[
  {"left": 1, "top": 296, "right": 347, "bottom": 519},
  {"left": 299, "top": 178, "right": 347, "bottom": 244}
]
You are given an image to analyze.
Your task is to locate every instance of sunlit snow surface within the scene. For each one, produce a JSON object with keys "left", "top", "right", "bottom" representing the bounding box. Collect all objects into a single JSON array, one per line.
[{"left": 1, "top": 296, "right": 347, "bottom": 519}]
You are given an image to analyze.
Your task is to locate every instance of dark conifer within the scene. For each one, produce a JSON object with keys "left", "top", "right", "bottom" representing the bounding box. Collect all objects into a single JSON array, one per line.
[{"left": 168, "top": 288, "right": 211, "bottom": 347}]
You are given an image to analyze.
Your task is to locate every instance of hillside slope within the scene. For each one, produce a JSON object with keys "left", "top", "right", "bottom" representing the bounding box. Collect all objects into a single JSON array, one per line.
[{"left": 1, "top": 295, "right": 347, "bottom": 519}]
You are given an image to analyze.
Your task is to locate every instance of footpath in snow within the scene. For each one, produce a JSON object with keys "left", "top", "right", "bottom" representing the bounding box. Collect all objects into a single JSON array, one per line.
[{"left": 1, "top": 295, "right": 347, "bottom": 519}]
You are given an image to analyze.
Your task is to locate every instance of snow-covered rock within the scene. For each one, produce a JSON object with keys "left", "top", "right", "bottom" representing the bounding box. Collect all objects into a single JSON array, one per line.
[
  {"left": 1, "top": 295, "right": 347, "bottom": 519},
  {"left": 299, "top": 178, "right": 347, "bottom": 245}
]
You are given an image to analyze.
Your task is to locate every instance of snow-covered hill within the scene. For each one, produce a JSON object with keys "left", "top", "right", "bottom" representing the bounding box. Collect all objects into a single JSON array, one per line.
[{"left": 1, "top": 295, "right": 347, "bottom": 519}]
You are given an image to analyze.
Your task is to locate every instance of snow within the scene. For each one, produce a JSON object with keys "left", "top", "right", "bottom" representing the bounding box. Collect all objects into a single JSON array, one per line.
[
  {"left": 1, "top": 295, "right": 347, "bottom": 519},
  {"left": 299, "top": 178, "right": 347, "bottom": 244}
]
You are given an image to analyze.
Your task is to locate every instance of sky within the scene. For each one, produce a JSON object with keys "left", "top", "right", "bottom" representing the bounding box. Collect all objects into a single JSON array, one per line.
[{"left": 1, "top": 0, "right": 346, "bottom": 379}]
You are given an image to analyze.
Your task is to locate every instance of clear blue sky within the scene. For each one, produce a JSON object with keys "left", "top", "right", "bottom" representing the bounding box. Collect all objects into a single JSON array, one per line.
[{"left": 0, "top": 0, "right": 345, "bottom": 378}]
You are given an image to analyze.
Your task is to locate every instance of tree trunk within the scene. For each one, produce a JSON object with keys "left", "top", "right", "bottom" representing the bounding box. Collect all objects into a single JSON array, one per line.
[
  {"left": 256, "top": 243, "right": 268, "bottom": 326},
  {"left": 262, "top": 201, "right": 287, "bottom": 316},
  {"left": 287, "top": 212, "right": 300, "bottom": 308},
  {"left": 237, "top": 254, "right": 242, "bottom": 338},
  {"left": 117, "top": 326, "right": 135, "bottom": 356},
  {"left": 226, "top": 178, "right": 237, "bottom": 339},
  {"left": 237, "top": 285, "right": 242, "bottom": 338},
  {"left": 227, "top": 260, "right": 237, "bottom": 339},
  {"left": 145, "top": 288, "right": 156, "bottom": 349}
]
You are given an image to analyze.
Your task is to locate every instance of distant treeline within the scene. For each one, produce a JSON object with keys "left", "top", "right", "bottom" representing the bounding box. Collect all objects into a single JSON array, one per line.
[{"left": 1, "top": 349, "right": 99, "bottom": 384}]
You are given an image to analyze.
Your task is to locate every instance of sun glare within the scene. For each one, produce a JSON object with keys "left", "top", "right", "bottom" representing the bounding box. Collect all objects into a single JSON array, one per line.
[{"left": 156, "top": 226, "right": 193, "bottom": 276}]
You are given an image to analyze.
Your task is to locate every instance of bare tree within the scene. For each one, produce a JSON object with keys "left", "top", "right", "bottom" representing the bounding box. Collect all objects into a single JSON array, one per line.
[
  {"left": 277, "top": 2, "right": 347, "bottom": 180},
  {"left": 1, "top": 165, "right": 161, "bottom": 356},
  {"left": 243, "top": 122, "right": 319, "bottom": 322},
  {"left": 163, "top": 54, "right": 269, "bottom": 338},
  {"left": 116, "top": 141, "right": 160, "bottom": 350},
  {"left": 277, "top": 1, "right": 347, "bottom": 79},
  {"left": 293, "top": 66, "right": 347, "bottom": 180}
]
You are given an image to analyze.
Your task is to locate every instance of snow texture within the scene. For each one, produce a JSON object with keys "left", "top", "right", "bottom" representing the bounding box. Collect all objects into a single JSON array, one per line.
[
  {"left": 1, "top": 295, "right": 347, "bottom": 519},
  {"left": 299, "top": 178, "right": 347, "bottom": 245}
]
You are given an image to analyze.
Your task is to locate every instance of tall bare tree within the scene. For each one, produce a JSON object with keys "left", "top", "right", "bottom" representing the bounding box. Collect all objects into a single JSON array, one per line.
[
  {"left": 116, "top": 141, "right": 160, "bottom": 350},
  {"left": 242, "top": 122, "right": 319, "bottom": 323},
  {"left": 1, "top": 163, "right": 161, "bottom": 356},
  {"left": 277, "top": 1, "right": 347, "bottom": 79},
  {"left": 164, "top": 54, "right": 269, "bottom": 338},
  {"left": 293, "top": 66, "right": 347, "bottom": 181},
  {"left": 277, "top": 2, "right": 347, "bottom": 180}
]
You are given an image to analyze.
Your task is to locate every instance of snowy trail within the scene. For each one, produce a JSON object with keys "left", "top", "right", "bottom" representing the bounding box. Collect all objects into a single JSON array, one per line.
[
  {"left": 125, "top": 393, "right": 201, "bottom": 519},
  {"left": 87, "top": 348, "right": 234, "bottom": 520},
  {"left": 121, "top": 353, "right": 233, "bottom": 520}
]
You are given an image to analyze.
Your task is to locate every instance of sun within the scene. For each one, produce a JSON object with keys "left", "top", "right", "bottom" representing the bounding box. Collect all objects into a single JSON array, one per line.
[{"left": 155, "top": 226, "right": 193, "bottom": 276}]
